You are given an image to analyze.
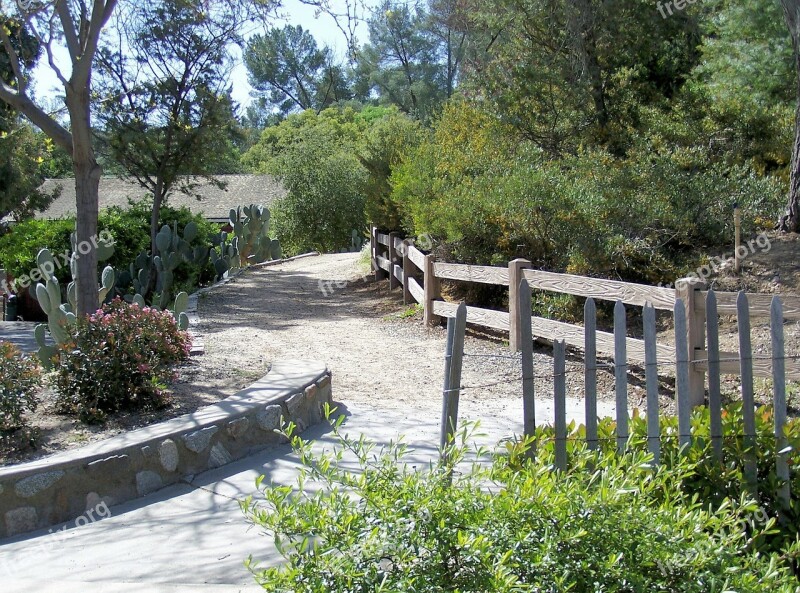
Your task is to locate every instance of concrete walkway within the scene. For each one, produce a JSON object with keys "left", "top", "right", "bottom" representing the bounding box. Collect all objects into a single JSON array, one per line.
[
  {"left": 0, "top": 321, "right": 44, "bottom": 353},
  {"left": 0, "top": 396, "right": 611, "bottom": 592}
]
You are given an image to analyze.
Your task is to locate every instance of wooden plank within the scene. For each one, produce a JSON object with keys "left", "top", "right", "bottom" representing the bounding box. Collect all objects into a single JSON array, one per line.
[
  {"left": 393, "top": 264, "right": 403, "bottom": 285},
  {"left": 643, "top": 303, "right": 660, "bottom": 465},
  {"left": 388, "top": 232, "right": 400, "bottom": 290},
  {"left": 674, "top": 299, "right": 692, "bottom": 451},
  {"left": 376, "top": 255, "right": 391, "bottom": 273},
  {"left": 737, "top": 292, "right": 758, "bottom": 493},
  {"left": 584, "top": 298, "right": 598, "bottom": 450},
  {"left": 706, "top": 291, "right": 723, "bottom": 461},
  {"left": 614, "top": 301, "right": 628, "bottom": 453},
  {"left": 509, "top": 259, "right": 532, "bottom": 351},
  {"left": 677, "top": 278, "right": 707, "bottom": 407},
  {"left": 393, "top": 235, "right": 404, "bottom": 250},
  {"left": 519, "top": 280, "right": 536, "bottom": 443},
  {"left": 407, "top": 277, "right": 424, "bottom": 304},
  {"left": 402, "top": 249, "right": 412, "bottom": 304},
  {"left": 693, "top": 350, "right": 800, "bottom": 380},
  {"left": 526, "top": 315, "right": 673, "bottom": 363},
  {"left": 376, "top": 233, "right": 391, "bottom": 247},
  {"left": 441, "top": 303, "right": 467, "bottom": 469},
  {"left": 772, "top": 296, "right": 791, "bottom": 512},
  {"left": 554, "top": 340, "right": 568, "bottom": 471},
  {"left": 697, "top": 290, "right": 800, "bottom": 320},
  {"left": 407, "top": 245, "right": 425, "bottom": 271},
  {"left": 434, "top": 262, "right": 510, "bottom": 286},
  {"left": 523, "top": 269, "right": 675, "bottom": 310},
  {"left": 423, "top": 254, "right": 441, "bottom": 327},
  {"left": 432, "top": 301, "right": 510, "bottom": 331}
]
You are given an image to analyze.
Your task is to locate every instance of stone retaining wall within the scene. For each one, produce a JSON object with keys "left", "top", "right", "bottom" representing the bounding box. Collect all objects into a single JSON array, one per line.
[{"left": 0, "top": 360, "right": 331, "bottom": 539}]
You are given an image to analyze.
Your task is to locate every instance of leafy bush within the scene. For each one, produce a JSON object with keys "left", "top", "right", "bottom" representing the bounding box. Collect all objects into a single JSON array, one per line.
[
  {"left": 0, "top": 199, "right": 219, "bottom": 296},
  {"left": 390, "top": 100, "right": 785, "bottom": 284},
  {"left": 53, "top": 299, "right": 191, "bottom": 424},
  {"left": 529, "top": 402, "right": 800, "bottom": 557},
  {"left": 0, "top": 341, "right": 41, "bottom": 431},
  {"left": 243, "top": 105, "right": 419, "bottom": 255},
  {"left": 242, "top": 414, "right": 800, "bottom": 592}
]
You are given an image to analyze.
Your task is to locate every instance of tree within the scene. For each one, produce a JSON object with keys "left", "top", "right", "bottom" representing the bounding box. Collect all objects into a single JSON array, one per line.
[
  {"left": 463, "top": 0, "right": 703, "bottom": 156},
  {"left": 0, "top": 124, "right": 61, "bottom": 220},
  {"left": 95, "top": 0, "right": 245, "bottom": 262},
  {"left": 780, "top": 0, "right": 800, "bottom": 232},
  {"left": 360, "top": 0, "right": 445, "bottom": 119},
  {"left": 0, "top": 0, "right": 116, "bottom": 315},
  {"left": 245, "top": 24, "right": 352, "bottom": 115}
]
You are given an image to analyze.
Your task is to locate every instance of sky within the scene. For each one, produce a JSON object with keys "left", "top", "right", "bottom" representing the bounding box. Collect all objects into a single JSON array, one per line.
[{"left": 31, "top": 0, "right": 373, "bottom": 112}]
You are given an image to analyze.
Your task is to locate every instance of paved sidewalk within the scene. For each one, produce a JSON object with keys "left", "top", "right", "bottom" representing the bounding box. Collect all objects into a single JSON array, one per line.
[
  {"left": 0, "top": 321, "right": 44, "bottom": 353},
  {"left": 0, "top": 397, "right": 612, "bottom": 592}
]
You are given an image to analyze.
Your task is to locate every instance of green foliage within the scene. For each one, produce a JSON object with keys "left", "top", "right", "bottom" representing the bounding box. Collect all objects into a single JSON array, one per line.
[
  {"left": 245, "top": 25, "right": 353, "bottom": 115},
  {"left": 391, "top": 100, "right": 784, "bottom": 283},
  {"left": 0, "top": 218, "right": 74, "bottom": 286},
  {"left": 0, "top": 201, "right": 218, "bottom": 297},
  {"left": 528, "top": 403, "right": 800, "bottom": 556},
  {"left": 53, "top": 299, "right": 191, "bottom": 424},
  {"left": 242, "top": 414, "right": 800, "bottom": 592},
  {"left": 244, "top": 106, "right": 402, "bottom": 254},
  {"left": 0, "top": 341, "right": 41, "bottom": 431},
  {"left": 359, "top": 110, "right": 423, "bottom": 230},
  {"left": 360, "top": 0, "right": 447, "bottom": 120},
  {"left": 0, "top": 125, "right": 61, "bottom": 220}
]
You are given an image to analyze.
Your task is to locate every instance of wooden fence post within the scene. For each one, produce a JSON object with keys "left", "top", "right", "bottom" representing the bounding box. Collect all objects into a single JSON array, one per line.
[
  {"left": 441, "top": 303, "right": 467, "bottom": 462},
  {"left": 771, "top": 296, "right": 791, "bottom": 512},
  {"left": 676, "top": 277, "right": 707, "bottom": 407},
  {"left": 388, "top": 232, "right": 399, "bottom": 290},
  {"left": 401, "top": 240, "right": 412, "bottom": 305},
  {"left": 371, "top": 226, "right": 378, "bottom": 282},
  {"left": 423, "top": 253, "right": 441, "bottom": 327},
  {"left": 509, "top": 259, "right": 532, "bottom": 352},
  {"left": 519, "top": 280, "right": 536, "bottom": 443}
]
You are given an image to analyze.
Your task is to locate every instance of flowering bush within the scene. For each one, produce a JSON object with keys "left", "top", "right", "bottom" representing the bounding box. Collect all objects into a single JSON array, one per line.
[
  {"left": 0, "top": 341, "right": 41, "bottom": 431},
  {"left": 53, "top": 298, "right": 191, "bottom": 424}
]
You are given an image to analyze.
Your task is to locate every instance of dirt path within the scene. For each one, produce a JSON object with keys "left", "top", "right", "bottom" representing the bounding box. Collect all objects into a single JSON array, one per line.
[{"left": 183, "top": 253, "right": 617, "bottom": 429}]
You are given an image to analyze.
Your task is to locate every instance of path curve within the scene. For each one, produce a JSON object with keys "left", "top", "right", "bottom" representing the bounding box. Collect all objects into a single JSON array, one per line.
[{"left": 191, "top": 253, "right": 615, "bottom": 430}]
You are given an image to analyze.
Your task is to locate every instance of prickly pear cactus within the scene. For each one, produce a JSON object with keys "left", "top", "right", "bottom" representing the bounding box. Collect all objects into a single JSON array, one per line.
[
  {"left": 32, "top": 247, "right": 115, "bottom": 365},
  {"left": 229, "top": 204, "right": 281, "bottom": 266}
]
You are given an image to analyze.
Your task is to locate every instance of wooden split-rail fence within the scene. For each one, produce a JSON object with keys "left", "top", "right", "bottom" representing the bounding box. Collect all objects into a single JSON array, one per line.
[{"left": 372, "top": 227, "right": 798, "bottom": 502}]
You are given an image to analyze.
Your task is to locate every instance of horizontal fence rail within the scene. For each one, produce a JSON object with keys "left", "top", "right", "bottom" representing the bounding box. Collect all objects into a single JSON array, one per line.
[{"left": 370, "top": 227, "right": 800, "bottom": 408}]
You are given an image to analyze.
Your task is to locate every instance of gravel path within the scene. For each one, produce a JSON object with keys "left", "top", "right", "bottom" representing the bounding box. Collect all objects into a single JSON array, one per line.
[{"left": 182, "top": 253, "right": 617, "bottom": 433}]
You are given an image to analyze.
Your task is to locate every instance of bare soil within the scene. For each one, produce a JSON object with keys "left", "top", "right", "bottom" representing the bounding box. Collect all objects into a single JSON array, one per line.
[{"left": 3, "top": 232, "right": 799, "bottom": 466}]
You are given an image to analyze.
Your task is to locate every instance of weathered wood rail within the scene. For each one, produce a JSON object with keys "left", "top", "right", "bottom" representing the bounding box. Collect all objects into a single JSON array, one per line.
[{"left": 371, "top": 226, "right": 800, "bottom": 408}]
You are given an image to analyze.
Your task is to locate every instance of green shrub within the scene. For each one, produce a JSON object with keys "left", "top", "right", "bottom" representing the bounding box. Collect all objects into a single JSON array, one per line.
[
  {"left": 242, "top": 414, "right": 800, "bottom": 592},
  {"left": 530, "top": 402, "right": 800, "bottom": 557},
  {"left": 0, "top": 341, "right": 41, "bottom": 431},
  {"left": 243, "top": 105, "right": 418, "bottom": 255},
  {"left": 53, "top": 299, "right": 191, "bottom": 424},
  {"left": 390, "top": 99, "right": 785, "bottom": 284},
  {"left": 0, "top": 218, "right": 75, "bottom": 287},
  {"left": 0, "top": 199, "right": 219, "bottom": 297}
]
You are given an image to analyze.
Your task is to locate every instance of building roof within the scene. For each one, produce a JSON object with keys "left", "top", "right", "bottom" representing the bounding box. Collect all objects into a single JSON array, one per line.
[{"left": 30, "top": 174, "right": 286, "bottom": 222}]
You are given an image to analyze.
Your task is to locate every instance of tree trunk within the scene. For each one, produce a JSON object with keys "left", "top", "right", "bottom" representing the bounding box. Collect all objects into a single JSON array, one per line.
[
  {"left": 66, "top": 85, "right": 101, "bottom": 316},
  {"left": 781, "top": 0, "right": 800, "bottom": 232}
]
